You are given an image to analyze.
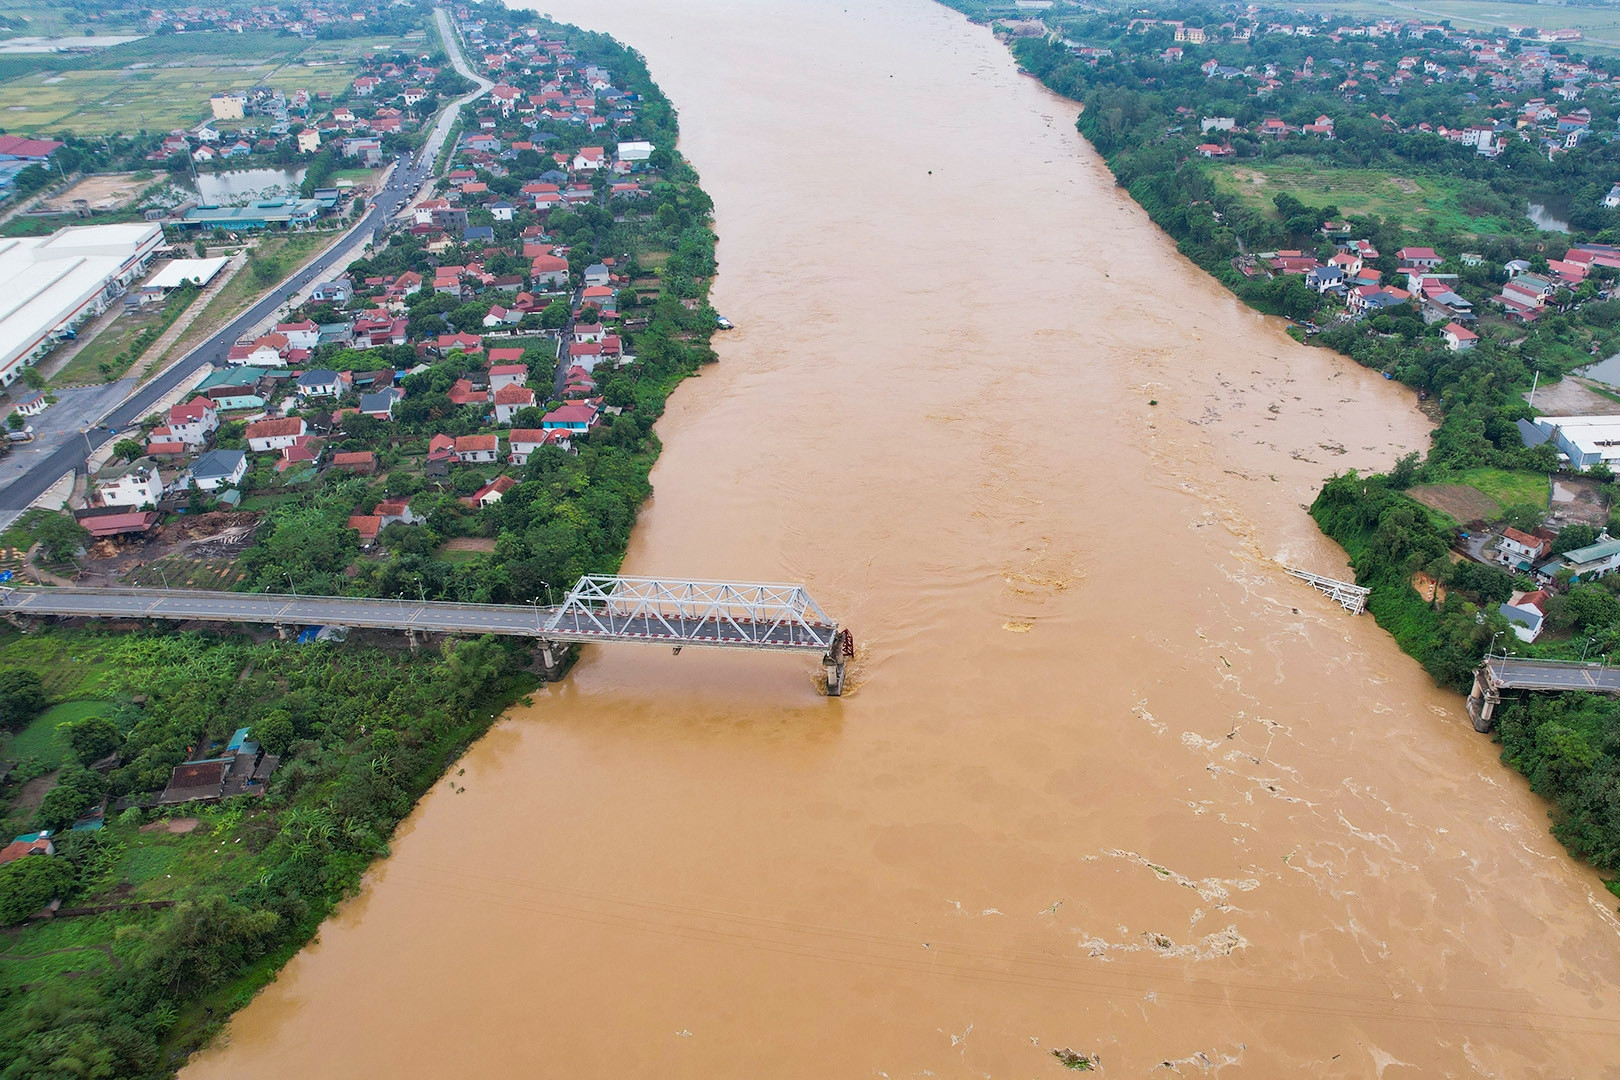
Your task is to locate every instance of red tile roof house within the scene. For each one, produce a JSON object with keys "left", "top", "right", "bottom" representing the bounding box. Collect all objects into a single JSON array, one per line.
[
  {"left": 541, "top": 402, "right": 600, "bottom": 434},
  {"left": 0, "top": 830, "right": 54, "bottom": 866},
  {"left": 1396, "top": 246, "right": 1443, "bottom": 270},
  {"left": 1442, "top": 322, "right": 1478, "bottom": 351},
  {"left": 167, "top": 397, "right": 219, "bottom": 446},
  {"left": 448, "top": 378, "right": 489, "bottom": 407},
  {"left": 488, "top": 363, "right": 528, "bottom": 390},
  {"left": 493, "top": 384, "right": 537, "bottom": 423},
  {"left": 348, "top": 514, "right": 383, "bottom": 546},
  {"left": 454, "top": 434, "right": 499, "bottom": 463},
  {"left": 331, "top": 450, "right": 377, "bottom": 474},
  {"left": 507, "top": 427, "right": 569, "bottom": 464},
  {"left": 245, "top": 417, "right": 307, "bottom": 452},
  {"left": 437, "top": 332, "right": 484, "bottom": 355},
  {"left": 463, "top": 474, "right": 518, "bottom": 508},
  {"left": 275, "top": 435, "right": 322, "bottom": 472}
]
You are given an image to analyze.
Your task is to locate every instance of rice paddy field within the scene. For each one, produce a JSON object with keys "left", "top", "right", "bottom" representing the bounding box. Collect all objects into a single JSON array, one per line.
[{"left": 0, "top": 30, "right": 424, "bottom": 135}]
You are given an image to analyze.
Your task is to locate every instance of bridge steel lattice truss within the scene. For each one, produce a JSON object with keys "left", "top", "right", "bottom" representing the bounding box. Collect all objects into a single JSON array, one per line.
[{"left": 0, "top": 575, "right": 855, "bottom": 695}]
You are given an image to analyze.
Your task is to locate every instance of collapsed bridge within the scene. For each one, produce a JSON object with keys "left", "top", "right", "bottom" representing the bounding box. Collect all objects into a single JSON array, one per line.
[{"left": 0, "top": 575, "right": 856, "bottom": 695}]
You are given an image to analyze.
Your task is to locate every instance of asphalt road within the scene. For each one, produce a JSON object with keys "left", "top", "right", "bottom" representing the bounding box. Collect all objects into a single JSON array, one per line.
[
  {"left": 0, "top": 587, "right": 839, "bottom": 652},
  {"left": 1487, "top": 657, "right": 1620, "bottom": 692},
  {"left": 0, "top": 6, "right": 492, "bottom": 522}
]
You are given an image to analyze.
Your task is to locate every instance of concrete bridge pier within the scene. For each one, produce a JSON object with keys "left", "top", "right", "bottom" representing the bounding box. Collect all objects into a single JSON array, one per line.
[
  {"left": 536, "top": 639, "right": 569, "bottom": 682},
  {"left": 1467, "top": 666, "right": 1498, "bottom": 733},
  {"left": 823, "top": 629, "right": 853, "bottom": 697},
  {"left": 406, "top": 628, "right": 419, "bottom": 652},
  {"left": 275, "top": 624, "right": 289, "bottom": 641}
]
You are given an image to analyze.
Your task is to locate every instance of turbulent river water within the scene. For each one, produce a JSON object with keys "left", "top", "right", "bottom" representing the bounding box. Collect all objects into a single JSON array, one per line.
[{"left": 184, "top": 1, "right": 1620, "bottom": 1074}]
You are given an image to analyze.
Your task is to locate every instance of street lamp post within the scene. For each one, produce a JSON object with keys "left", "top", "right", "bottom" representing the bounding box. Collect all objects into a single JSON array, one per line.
[{"left": 284, "top": 571, "right": 297, "bottom": 598}]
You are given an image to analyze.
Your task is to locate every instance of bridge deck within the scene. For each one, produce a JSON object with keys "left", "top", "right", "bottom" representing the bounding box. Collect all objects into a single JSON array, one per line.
[
  {"left": 1486, "top": 657, "right": 1620, "bottom": 693},
  {"left": 0, "top": 584, "right": 840, "bottom": 653}
]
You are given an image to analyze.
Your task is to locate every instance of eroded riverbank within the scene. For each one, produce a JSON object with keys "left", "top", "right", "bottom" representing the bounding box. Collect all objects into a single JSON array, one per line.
[{"left": 184, "top": 1, "right": 1620, "bottom": 1075}]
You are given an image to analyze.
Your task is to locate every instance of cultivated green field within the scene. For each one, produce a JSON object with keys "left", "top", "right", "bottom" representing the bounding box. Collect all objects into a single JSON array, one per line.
[
  {"left": 1206, "top": 161, "right": 1526, "bottom": 235},
  {"left": 0, "top": 0, "right": 144, "bottom": 40},
  {"left": 1285, "top": 0, "right": 1620, "bottom": 49},
  {"left": 0, "top": 31, "right": 422, "bottom": 135}
]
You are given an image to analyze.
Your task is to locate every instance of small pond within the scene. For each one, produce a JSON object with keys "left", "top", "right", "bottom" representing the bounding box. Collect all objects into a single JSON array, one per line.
[{"left": 188, "top": 167, "right": 307, "bottom": 204}]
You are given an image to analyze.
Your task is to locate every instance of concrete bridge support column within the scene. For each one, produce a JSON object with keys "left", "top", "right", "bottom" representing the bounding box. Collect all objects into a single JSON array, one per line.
[
  {"left": 536, "top": 639, "right": 569, "bottom": 683},
  {"left": 406, "top": 628, "right": 419, "bottom": 652},
  {"left": 1466, "top": 666, "right": 1498, "bottom": 733},
  {"left": 275, "top": 624, "right": 289, "bottom": 640},
  {"left": 823, "top": 655, "right": 846, "bottom": 697}
]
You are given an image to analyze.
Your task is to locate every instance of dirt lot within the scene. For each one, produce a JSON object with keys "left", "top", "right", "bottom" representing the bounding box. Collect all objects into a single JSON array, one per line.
[
  {"left": 1548, "top": 475, "right": 1611, "bottom": 529},
  {"left": 439, "top": 537, "right": 496, "bottom": 552},
  {"left": 76, "top": 511, "right": 260, "bottom": 588},
  {"left": 1407, "top": 484, "right": 1500, "bottom": 524},
  {"left": 139, "top": 817, "right": 199, "bottom": 835},
  {"left": 38, "top": 172, "right": 145, "bottom": 213},
  {"left": 1525, "top": 375, "right": 1620, "bottom": 416}
]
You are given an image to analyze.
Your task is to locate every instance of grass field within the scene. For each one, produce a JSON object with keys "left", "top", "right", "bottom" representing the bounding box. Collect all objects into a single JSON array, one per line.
[
  {"left": 0, "top": 30, "right": 423, "bottom": 135},
  {"left": 1406, "top": 468, "right": 1550, "bottom": 525},
  {"left": 1206, "top": 161, "right": 1526, "bottom": 235},
  {"left": 50, "top": 305, "right": 163, "bottom": 387},
  {"left": 3, "top": 700, "right": 109, "bottom": 771},
  {"left": 1451, "top": 467, "right": 1550, "bottom": 511}
]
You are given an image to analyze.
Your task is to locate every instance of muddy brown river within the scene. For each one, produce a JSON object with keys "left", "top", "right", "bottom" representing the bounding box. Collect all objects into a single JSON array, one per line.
[{"left": 185, "top": 1, "right": 1620, "bottom": 1074}]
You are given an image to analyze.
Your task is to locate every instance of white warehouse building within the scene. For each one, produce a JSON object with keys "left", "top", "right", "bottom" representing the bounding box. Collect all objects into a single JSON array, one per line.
[
  {"left": 0, "top": 223, "right": 163, "bottom": 385},
  {"left": 1528, "top": 415, "right": 1620, "bottom": 469}
]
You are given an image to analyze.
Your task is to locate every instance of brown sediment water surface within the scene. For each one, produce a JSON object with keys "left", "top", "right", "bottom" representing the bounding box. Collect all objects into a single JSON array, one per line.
[{"left": 184, "top": 1, "right": 1620, "bottom": 1074}]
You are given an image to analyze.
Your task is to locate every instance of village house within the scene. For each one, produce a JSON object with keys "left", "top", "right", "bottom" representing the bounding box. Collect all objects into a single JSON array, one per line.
[
  {"left": 494, "top": 384, "right": 537, "bottom": 423},
  {"left": 166, "top": 398, "right": 219, "bottom": 446},
  {"left": 1497, "top": 526, "right": 1550, "bottom": 570},
  {"left": 541, "top": 401, "right": 599, "bottom": 434},
  {"left": 295, "top": 369, "right": 342, "bottom": 398},
  {"left": 466, "top": 475, "right": 518, "bottom": 508},
  {"left": 1499, "top": 589, "right": 1551, "bottom": 643},
  {"left": 1442, "top": 322, "right": 1478, "bottom": 351},
  {"left": 158, "top": 727, "right": 279, "bottom": 806},
  {"left": 93, "top": 459, "right": 165, "bottom": 508},
  {"left": 488, "top": 363, "right": 528, "bottom": 390},
  {"left": 0, "top": 830, "right": 54, "bottom": 866},
  {"left": 186, "top": 448, "right": 246, "bottom": 492},
  {"left": 245, "top": 417, "right": 307, "bottom": 452},
  {"left": 454, "top": 434, "right": 499, "bottom": 463}
]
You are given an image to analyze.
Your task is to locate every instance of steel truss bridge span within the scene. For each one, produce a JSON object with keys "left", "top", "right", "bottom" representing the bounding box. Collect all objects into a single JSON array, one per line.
[{"left": 0, "top": 575, "right": 855, "bottom": 694}]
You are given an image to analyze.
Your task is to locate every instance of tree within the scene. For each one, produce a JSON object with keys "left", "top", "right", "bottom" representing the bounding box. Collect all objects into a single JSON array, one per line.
[
  {"left": 540, "top": 300, "right": 570, "bottom": 329},
  {"left": 35, "top": 761, "right": 104, "bottom": 832},
  {"left": 257, "top": 710, "right": 295, "bottom": 755},
  {"left": 5, "top": 413, "right": 22, "bottom": 432},
  {"left": 0, "top": 669, "right": 46, "bottom": 732},
  {"left": 1500, "top": 503, "right": 1546, "bottom": 533},
  {"left": 112, "top": 438, "right": 143, "bottom": 462},
  {"left": 0, "top": 856, "right": 74, "bottom": 925},
  {"left": 29, "top": 513, "right": 90, "bottom": 563},
  {"left": 20, "top": 367, "right": 44, "bottom": 390},
  {"left": 1553, "top": 524, "right": 1600, "bottom": 555},
  {"left": 60, "top": 715, "right": 121, "bottom": 764}
]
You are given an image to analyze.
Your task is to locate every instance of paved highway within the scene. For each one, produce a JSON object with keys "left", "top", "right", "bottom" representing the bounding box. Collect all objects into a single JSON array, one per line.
[
  {"left": 1486, "top": 657, "right": 1620, "bottom": 693},
  {"left": 0, "top": 6, "right": 491, "bottom": 522},
  {"left": 0, "top": 587, "right": 839, "bottom": 652}
]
